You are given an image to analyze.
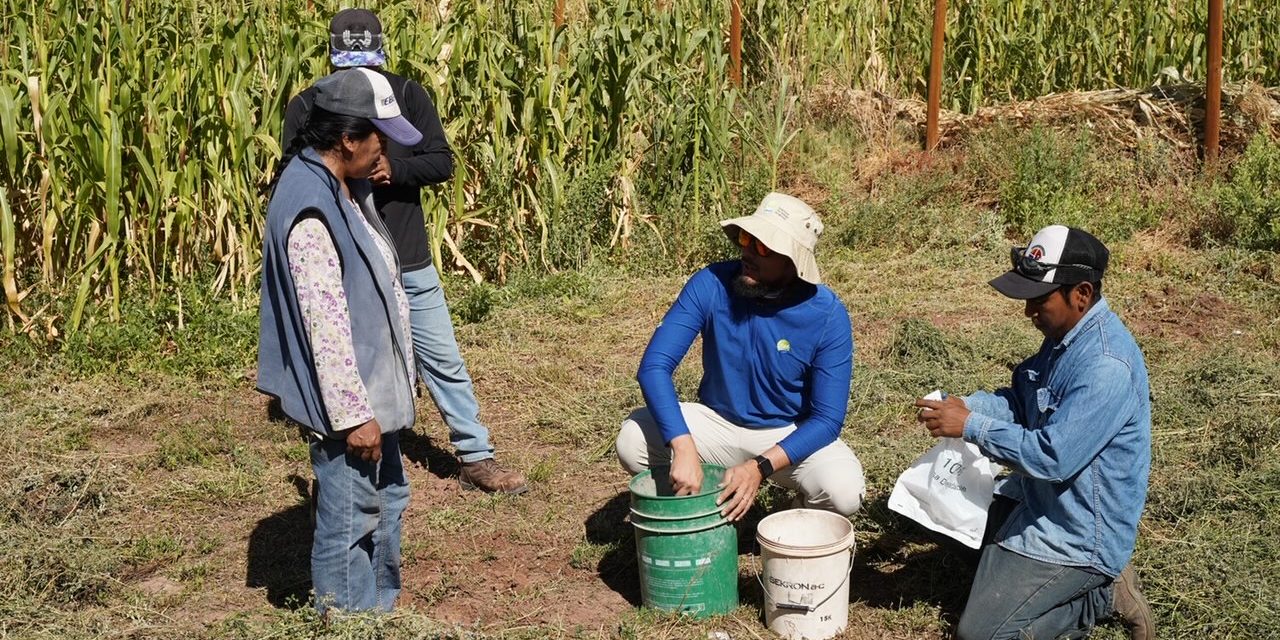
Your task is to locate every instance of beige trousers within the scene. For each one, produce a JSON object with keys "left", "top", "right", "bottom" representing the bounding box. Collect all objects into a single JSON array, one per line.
[{"left": 616, "top": 402, "right": 866, "bottom": 517}]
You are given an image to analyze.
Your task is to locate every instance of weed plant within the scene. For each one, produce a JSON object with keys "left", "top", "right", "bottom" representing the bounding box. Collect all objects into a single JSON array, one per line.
[
  {"left": 13, "top": 272, "right": 259, "bottom": 380},
  {"left": 1211, "top": 134, "right": 1280, "bottom": 250}
]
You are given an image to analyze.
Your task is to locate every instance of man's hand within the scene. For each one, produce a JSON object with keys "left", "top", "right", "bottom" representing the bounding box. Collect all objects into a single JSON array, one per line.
[
  {"left": 347, "top": 418, "right": 383, "bottom": 463},
  {"left": 717, "top": 461, "right": 763, "bottom": 521},
  {"left": 370, "top": 155, "right": 392, "bottom": 186},
  {"left": 669, "top": 435, "right": 703, "bottom": 496},
  {"left": 914, "top": 395, "right": 971, "bottom": 438}
]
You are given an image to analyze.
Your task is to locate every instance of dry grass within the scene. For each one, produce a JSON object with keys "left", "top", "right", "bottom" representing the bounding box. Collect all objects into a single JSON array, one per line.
[{"left": 807, "top": 81, "right": 1280, "bottom": 156}]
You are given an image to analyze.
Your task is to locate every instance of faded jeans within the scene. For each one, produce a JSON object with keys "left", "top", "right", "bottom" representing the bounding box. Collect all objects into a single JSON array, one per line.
[
  {"left": 310, "top": 431, "right": 408, "bottom": 613},
  {"left": 402, "top": 265, "right": 494, "bottom": 463},
  {"left": 956, "top": 497, "right": 1116, "bottom": 640}
]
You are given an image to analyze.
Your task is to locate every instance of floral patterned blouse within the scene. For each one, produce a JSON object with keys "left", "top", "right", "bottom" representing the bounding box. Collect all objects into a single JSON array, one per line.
[{"left": 286, "top": 197, "right": 415, "bottom": 432}]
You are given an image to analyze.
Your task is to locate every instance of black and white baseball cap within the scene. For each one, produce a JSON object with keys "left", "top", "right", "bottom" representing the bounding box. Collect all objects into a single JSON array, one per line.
[
  {"left": 989, "top": 225, "right": 1109, "bottom": 299},
  {"left": 329, "top": 8, "right": 386, "bottom": 68},
  {"left": 313, "top": 68, "right": 423, "bottom": 147}
]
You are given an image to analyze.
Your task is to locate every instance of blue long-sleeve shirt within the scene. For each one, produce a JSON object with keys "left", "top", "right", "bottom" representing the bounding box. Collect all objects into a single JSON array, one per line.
[
  {"left": 637, "top": 261, "right": 854, "bottom": 464},
  {"left": 962, "top": 298, "right": 1151, "bottom": 577}
]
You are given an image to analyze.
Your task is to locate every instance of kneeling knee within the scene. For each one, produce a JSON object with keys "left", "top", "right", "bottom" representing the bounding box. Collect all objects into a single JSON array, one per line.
[
  {"left": 828, "top": 491, "right": 863, "bottom": 518},
  {"left": 955, "top": 610, "right": 1003, "bottom": 640},
  {"left": 615, "top": 420, "right": 646, "bottom": 475},
  {"left": 819, "top": 472, "right": 865, "bottom": 517}
]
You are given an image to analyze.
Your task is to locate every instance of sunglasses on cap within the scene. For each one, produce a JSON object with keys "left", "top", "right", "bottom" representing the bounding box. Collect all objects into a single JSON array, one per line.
[
  {"left": 1010, "top": 246, "right": 1097, "bottom": 279},
  {"left": 737, "top": 229, "right": 773, "bottom": 257}
]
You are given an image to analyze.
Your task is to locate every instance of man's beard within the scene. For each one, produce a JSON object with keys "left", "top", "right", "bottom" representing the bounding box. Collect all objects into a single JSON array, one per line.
[{"left": 732, "top": 274, "right": 778, "bottom": 300}]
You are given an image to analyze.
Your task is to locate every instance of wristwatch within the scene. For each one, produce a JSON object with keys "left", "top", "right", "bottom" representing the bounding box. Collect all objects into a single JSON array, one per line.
[{"left": 753, "top": 454, "right": 774, "bottom": 479}]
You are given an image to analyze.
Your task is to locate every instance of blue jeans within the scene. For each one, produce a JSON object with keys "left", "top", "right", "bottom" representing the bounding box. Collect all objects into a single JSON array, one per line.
[
  {"left": 957, "top": 543, "right": 1114, "bottom": 640},
  {"left": 401, "top": 265, "right": 494, "bottom": 463},
  {"left": 310, "top": 432, "right": 409, "bottom": 613}
]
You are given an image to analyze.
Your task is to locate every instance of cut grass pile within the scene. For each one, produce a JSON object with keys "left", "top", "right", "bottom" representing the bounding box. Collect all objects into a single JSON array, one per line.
[{"left": 1, "top": 119, "right": 1277, "bottom": 639}]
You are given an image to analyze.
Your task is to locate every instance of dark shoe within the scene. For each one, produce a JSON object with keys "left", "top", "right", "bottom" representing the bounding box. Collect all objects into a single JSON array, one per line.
[
  {"left": 1113, "top": 564, "right": 1155, "bottom": 640},
  {"left": 458, "top": 458, "right": 528, "bottom": 495}
]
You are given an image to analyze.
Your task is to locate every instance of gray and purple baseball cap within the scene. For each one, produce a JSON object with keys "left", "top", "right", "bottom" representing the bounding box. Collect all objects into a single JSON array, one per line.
[
  {"left": 329, "top": 8, "right": 386, "bottom": 68},
  {"left": 313, "top": 68, "right": 422, "bottom": 146}
]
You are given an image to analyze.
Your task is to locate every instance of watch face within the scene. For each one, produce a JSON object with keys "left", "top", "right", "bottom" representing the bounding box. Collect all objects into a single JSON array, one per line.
[{"left": 755, "top": 456, "right": 772, "bottom": 477}]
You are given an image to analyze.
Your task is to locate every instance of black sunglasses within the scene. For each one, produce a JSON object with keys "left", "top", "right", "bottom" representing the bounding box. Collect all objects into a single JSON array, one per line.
[{"left": 1010, "top": 246, "right": 1098, "bottom": 279}]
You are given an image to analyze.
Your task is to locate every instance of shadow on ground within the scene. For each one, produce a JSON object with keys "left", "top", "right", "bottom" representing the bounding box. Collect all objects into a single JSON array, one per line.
[
  {"left": 246, "top": 474, "right": 313, "bottom": 609},
  {"left": 400, "top": 429, "right": 460, "bottom": 480},
  {"left": 846, "top": 494, "right": 982, "bottom": 625},
  {"left": 586, "top": 491, "right": 641, "bottom": 606}
]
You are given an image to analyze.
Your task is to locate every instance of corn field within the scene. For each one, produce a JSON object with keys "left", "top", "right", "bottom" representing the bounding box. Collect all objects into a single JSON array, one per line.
[{"left": 1, "top": 0, "right": 1277, "bottom": 334}]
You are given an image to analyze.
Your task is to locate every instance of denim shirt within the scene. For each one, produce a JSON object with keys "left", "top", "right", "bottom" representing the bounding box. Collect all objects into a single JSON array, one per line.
[{"left": 962, "top": 298, "right": 1151, "bottom": 577}]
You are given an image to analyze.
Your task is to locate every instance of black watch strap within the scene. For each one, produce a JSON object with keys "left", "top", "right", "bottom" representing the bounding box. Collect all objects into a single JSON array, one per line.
[{"left": 753, "top": 454, "right": 774, "bottom": 478}]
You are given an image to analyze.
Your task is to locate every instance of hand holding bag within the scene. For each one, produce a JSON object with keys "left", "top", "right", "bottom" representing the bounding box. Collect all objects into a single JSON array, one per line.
[{"left": 888, "top": 391, "right": 1003, "bottom": 548}]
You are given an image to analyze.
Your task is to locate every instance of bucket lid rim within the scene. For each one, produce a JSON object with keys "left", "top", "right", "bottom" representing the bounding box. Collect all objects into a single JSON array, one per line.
[
  {"left": 755, "top": 508, "right": 856, "bottom": 553},
  {"left": 628, "top": 463, "right": 728, "bottom": 500}
]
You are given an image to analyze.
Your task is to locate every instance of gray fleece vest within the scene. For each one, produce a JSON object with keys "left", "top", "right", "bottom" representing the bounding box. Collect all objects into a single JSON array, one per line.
[{"left": 257, "top": 147, "right": 415, "bottom": 438}]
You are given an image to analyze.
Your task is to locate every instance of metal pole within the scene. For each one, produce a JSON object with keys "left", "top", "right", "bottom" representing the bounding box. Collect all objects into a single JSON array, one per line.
[
  {"left": 729, "top": 0, "right": 742, "bottom": 87},
  {"left": 926, "top": 0, "right": 947, "bottom": 151},
  {"left": 1205, "top": 0, "right": 1223, "bottom": 164},
  {"left": 554, "top": 0, "right": 565, "bottom": 29}
]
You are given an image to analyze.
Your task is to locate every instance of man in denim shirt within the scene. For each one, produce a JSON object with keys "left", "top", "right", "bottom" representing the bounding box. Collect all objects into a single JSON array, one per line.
[{"left": 916, "top": 225, "right": 1155, "bottom": 640}]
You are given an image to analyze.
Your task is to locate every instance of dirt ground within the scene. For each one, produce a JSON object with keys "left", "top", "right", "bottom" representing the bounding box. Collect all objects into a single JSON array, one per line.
[
  {"left": 207, "top": 388, "right": 642, "bottom": 630},
  {"left": 136, "top": 382, "right": 969, "bottom": 636}
]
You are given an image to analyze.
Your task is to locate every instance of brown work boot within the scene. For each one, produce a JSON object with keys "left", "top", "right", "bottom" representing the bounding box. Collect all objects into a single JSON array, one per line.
[
  {"left": 1112, "top": 564, "right": 1155, "bottom": 640},
  {"left": 458, "top": 458, "right": 528, "bottom": 495}
]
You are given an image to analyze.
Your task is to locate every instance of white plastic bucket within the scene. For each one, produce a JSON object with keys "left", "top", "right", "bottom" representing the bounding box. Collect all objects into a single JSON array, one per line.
[{"left": 755, "top": 509, "right": 856, "bottom": 640}]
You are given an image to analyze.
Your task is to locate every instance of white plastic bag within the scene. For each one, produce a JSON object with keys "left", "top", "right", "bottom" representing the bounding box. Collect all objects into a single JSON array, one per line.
[{"left": 888, "top": 391, "right": 1002, "bottom": 548}]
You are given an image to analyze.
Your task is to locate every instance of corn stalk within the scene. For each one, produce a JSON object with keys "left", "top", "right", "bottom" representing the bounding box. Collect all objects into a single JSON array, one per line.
[{"left": 0, "top": 0, "right": 1277, "bottom": 332}]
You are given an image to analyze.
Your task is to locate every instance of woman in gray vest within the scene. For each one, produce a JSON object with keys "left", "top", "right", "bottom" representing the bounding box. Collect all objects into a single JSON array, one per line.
[{"left": 257, "top": 68, "right": 423, "bottom": 614}]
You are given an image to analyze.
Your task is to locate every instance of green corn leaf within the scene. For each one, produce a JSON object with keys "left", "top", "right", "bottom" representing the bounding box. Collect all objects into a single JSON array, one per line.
[{"left": 0, "top": 84, "right": 19, "bottom": 180}]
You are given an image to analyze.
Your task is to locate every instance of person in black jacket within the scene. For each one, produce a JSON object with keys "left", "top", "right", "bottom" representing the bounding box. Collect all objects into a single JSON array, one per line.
[{"left": 281, "top": 8, "right": 527, "bottom": 494}]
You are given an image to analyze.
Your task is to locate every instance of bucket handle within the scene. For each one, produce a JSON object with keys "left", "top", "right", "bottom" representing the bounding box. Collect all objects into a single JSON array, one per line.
[{"left": 753, "top": 553, "right": 855, "bottom": 613}]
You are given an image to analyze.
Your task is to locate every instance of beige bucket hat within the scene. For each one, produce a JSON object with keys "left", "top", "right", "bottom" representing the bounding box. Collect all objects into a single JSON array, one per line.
[{"left": 719, "top": 192, "right": 825, "bottom": 284}]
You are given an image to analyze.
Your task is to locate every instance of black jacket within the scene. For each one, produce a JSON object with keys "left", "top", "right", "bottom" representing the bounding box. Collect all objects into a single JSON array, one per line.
[{"left": 282, "top": 69, "right": 453, "bottom": 272}]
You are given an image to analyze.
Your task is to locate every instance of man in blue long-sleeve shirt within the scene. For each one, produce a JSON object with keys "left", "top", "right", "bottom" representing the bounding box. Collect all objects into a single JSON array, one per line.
[
  {"left": 616, "top": 193, "right": 865, "bottom": 521},
  {"left": 916, "top": 225, "right": 1155, "bottom": 640}
]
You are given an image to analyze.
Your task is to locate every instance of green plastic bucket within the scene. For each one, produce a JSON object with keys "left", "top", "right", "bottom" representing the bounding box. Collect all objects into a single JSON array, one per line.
[{"left": 629, "top": 464, "right": 739, "bottom": 617}]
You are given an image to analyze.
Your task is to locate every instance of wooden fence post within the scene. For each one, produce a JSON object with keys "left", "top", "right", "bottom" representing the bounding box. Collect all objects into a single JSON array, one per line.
[
  {"left": 729, "top": 0, "right": 742, "bottom": 87},
  {"left": 926, "top": 0, "right": 947, "bottom": 151},
  {"left": 1205, "top": 0, "right": 1223, "bottom": 165}
]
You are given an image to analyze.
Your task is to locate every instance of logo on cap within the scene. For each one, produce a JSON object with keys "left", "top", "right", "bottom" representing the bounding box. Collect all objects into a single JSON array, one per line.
[
  {"left": 342, "top": 30, "right": 374, "bottom": 50},
  {"left": 381, "top": 96, "right": 395, "bottom": 107},
  {"left": 1027, "top": 245, "right": 1045, "bottom": 260},
  {"left": 763, "top": 206, "right": 790, "bottom": 220}
]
